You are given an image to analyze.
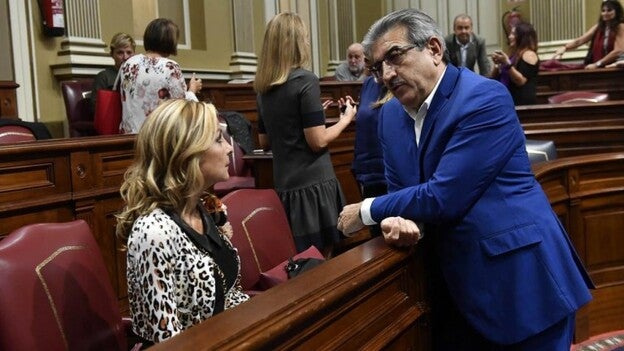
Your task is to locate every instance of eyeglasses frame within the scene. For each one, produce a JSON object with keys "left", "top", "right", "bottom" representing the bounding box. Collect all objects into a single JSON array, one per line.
[{"left": 369, "top": 44, "right": 419, "bottom": 80}]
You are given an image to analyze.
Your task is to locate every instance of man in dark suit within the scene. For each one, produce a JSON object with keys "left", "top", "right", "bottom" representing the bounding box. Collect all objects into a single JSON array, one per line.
[
  {"left": 337, "top": 8, "right": 593, "bottom": 350},
  {"left": 445, "top": 14, "right": 491, "bottom": 76}
]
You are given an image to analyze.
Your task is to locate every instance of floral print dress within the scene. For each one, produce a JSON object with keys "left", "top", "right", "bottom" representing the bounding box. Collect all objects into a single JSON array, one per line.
[{"left": 119, "top": 54, "right": 197, "bottom": 133}]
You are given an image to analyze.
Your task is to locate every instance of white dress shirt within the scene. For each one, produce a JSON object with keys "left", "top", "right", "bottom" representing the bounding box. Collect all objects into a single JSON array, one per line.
[{"left": 360, "top": 68, "right": 447, "bottom": 226}]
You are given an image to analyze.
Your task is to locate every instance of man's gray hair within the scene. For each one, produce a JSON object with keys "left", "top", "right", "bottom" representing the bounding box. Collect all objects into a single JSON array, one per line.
[{"left": 362, "top": 8, "right": 447, "bottom": 61}]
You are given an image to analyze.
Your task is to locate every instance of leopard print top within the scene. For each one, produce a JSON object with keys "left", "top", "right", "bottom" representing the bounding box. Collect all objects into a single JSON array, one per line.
[{"left": 126, "top": 208, "right": 249, "bottom": 342}]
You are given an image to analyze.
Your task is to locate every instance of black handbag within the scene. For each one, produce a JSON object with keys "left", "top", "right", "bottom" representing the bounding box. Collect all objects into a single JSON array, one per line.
[{"left": 285, "top": 257, "right": 324, "bottom": 279}]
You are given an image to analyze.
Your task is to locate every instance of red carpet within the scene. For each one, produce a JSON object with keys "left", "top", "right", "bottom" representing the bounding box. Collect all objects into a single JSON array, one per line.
[{"left": 571, "top": 330, "right": 624, "bottom": 351}]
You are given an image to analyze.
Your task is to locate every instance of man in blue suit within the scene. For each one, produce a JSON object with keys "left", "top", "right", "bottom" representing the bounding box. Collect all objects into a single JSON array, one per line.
[{"left": 337, "top": 9, "right": 593, "bottom": 350}]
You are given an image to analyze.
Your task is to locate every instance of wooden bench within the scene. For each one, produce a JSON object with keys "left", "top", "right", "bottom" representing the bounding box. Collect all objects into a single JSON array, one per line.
[
  {"left": 516, "top": 100, "right": 624, "bottom": 158},
  {"left": 536, "top": 67, "right": 624, "bottom": 104}
]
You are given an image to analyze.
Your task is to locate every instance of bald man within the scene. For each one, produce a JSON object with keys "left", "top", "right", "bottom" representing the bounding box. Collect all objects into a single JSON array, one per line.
[{"left": 334, "top": 43, "right": 366, "bottom": 81}]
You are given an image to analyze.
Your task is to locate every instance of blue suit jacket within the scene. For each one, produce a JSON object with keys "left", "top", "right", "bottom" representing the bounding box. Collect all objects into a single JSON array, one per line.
[{"left": 373, "top": 65, "right": 593, "bottom": 344}]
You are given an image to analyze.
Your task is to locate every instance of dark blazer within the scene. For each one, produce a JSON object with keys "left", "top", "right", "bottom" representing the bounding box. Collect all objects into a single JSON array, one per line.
[
  {"left": 445, "top": 34, "right": 491, "bottom": 76},
  {"left": 372, "top": 65, "right": 593, "bottom": 344}
]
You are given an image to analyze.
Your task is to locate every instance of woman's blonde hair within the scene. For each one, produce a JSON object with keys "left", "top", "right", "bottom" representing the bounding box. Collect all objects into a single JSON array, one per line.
[
  {"left": 253, "top": 12, "right": 311, "bottom": 94},
  {"left": 109, "top": 32, "right": 136, "bottom": 54},
  {"left": 116, "top": 99, "right": 219, "bottom": 242}
]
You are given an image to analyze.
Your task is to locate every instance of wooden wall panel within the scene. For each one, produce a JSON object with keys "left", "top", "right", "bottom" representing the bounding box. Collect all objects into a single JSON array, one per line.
[{"left": 533, "top": 152, "right": 624, "bottom": 341}]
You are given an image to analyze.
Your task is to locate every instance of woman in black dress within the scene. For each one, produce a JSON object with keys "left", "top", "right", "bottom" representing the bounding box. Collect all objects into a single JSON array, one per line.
[
  {"left": 490, "top": 22, "right": 539, "bottom": 105},
  {"left": 253, "top": 12, "right": 357, "bottom": 254}
]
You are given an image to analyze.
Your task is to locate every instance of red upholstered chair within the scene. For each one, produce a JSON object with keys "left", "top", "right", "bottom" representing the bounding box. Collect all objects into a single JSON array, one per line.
[
  {"left": 61, "top": 79, "right": 97, "bottom": 137},
  {"left": 0, "top": 125, "right": 36, "bottom": 144},
  {"left": 0, "top": 220, "right": 135, "bottom": 351},
  {"left": 213, "top": 115, "right": 255, "bottom": 197},
  {"left": 222, "top": 189, "right": 301, "bottom": 293},
  {"left": 548, "top": 91, "right": 609, "bottom": 104}
]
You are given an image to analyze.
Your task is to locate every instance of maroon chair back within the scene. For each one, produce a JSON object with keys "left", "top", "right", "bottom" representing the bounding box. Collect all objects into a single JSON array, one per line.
[
  {"left": 61, "top": 79, "right": 96, "bottom": 137},
  {"left": 0, "top": 125, "right": 36, "bottom": 144},
  {"left": 548, "top": 91, "right": 609, "bottom": 104},
  {"left": 0, "top": 220, "right": 127, "bottom": 351},
  {"left": 221, "top": 189, "right": 297, "bottom": 291},
  {"left": 213, "top": 115, "right": 255, "bottom": 196}
]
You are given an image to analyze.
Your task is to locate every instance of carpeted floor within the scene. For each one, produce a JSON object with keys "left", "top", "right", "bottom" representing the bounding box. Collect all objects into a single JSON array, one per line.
[{"left": 571, "top": 330, "right": 624, "bottom": 351}]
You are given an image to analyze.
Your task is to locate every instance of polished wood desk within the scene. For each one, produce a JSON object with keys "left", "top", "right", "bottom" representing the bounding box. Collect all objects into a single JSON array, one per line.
[
  {"left": 517, "top": 100, "right": 624, "bottom": 158},
  {"left": 533, "top": 152, "right": 624, "bottom": 341},
  {"left": 151, "top": 237, "right": 430, "bottom": 350},
  {"left": 536, "top": 67, "right": 624, "bottom": 104}
]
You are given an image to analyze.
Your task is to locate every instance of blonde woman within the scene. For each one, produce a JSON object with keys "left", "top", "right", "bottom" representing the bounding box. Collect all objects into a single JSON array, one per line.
[
  {"left": 254, "top": 12, "right": 357, "bottom": 255},
  {"left": 116, "top": 99, "right": 248, "bottom": 344},
  {"left": 89, "top": 32, "right": 135, "bottom": 113}
]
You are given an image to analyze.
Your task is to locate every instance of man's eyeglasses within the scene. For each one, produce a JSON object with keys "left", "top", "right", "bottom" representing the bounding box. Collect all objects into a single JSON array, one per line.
[{"left": 369, "top": 44, "right": 418, "bottom": 80}]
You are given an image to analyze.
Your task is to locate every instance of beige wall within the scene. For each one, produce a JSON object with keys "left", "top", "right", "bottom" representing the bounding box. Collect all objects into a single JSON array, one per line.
[
  {"left": 355, "top": 0, "right": 385, "bottom": 43},
  {"left": 30, "top": 0, "right": 65, "bottom": 134},
  {"left": 12, "top": 0, "right": 597, "bottom": 137},
  {"left": 0, "top": 0, "right": 13, "bottom": 81}
]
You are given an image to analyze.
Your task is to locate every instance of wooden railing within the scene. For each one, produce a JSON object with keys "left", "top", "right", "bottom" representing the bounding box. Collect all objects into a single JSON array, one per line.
[{"left": 150, "top": 237, "right": 430, "bottom": 350}]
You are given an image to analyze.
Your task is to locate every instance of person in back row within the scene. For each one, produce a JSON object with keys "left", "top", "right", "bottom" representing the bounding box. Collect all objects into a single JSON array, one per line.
[
  {"left": 119, "top": 18, "right": 202, "bottom": 133},
  {"left": 490, "top": 22, "right": 539, "bottom": 105},
  {"left": 334, "top": 42, "right": 366, "bottom": 81},
  {"left": 444, "top": 14, "right": 491, "bottom": 75},
  {"left": 89, "top": 32, "right": 135, "bottom": 114},
  {"left": 351, "top": 72, "right": 390, "bottom": 237},
  {"left": 553, "top": 0, "right": 624, "bottom": 69}
]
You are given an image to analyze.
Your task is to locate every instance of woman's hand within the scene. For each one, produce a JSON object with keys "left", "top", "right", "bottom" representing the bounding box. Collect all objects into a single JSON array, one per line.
[
  {"left": 491, "top": 50, "right": 511, "bottom": 68},
  {"left": 552, "top": 46, "right": 566, "bottom": 60},
  {"left": 188, "top": 73, "right": 202, "bottom": 93},
  {"left": 338, "top": 95, "right": 357, "bottom": 123},
  {"left": 322, "top": 99, "right": 333, "bottom": 110}
]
